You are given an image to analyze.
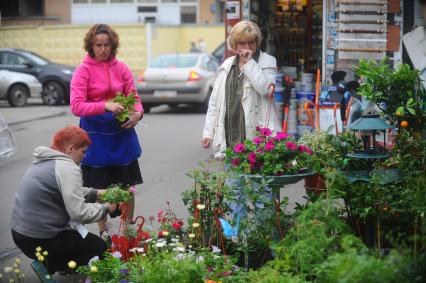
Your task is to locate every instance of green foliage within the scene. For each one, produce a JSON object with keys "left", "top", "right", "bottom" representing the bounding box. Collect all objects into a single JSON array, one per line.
[
  {"left": 270, "top": 199, "right": 351, "bottom": 279},
  {"left": 99, "top": 184, "right": 132, "bottom": 203},
  {"left": 355, "top": 58, "right": 425, "bottom": 130},
  {"left": 226, "top": 265, "right": 307, "bottom": 283},
  {"left": 298, "top": 127, "right": 361, "bottom": 175},
  {"left": 182, "top": 162, "right": 230, "bottom": 248},
  {"left": 112, "top": 92, "right": 137, "bottom": 122},
  {"left": 77, "top": 252, "right": 125, "bottom": 283}
]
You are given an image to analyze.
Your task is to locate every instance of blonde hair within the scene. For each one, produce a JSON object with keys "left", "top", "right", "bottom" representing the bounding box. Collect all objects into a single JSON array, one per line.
[{"left": 227, "top": 21, "right": 262, "bottom": 52}]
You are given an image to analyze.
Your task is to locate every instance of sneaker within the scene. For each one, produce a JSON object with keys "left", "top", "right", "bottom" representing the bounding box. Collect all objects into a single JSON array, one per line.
[
  {"left": 100, "top": 230, "right": 112, "bottom": 247},
  {"left": 31, "top": 260, "right": 56, "bottom": 283}
]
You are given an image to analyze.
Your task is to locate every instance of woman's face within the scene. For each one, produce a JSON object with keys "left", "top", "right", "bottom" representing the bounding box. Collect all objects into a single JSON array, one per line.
[
  {"left": 236, "top": 37, "right": 257, "bottom": 53},
  {"left": 93, "top": 33, "right": 112, "bottom": 62}
]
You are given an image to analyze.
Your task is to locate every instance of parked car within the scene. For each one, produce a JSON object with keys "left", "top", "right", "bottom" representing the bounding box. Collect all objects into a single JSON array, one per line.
[
  {"left": 0, "top": 48, "right": 75, "bottom": 105},
  {"left": 0, "top": 70, "right": 42, "bottom": 107},
  {"left": 136, "top": 53, "right": 220, "bottom": 113},
  {"left": 212, "top": 42, "right": 225, "bottom": 64}
]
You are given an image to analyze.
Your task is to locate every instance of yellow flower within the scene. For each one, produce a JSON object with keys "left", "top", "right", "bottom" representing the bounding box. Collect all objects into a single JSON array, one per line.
[
  {"left": 42, "top": 251, "right": 48, "bottom": 256},
  {"left": 192, "top": 223, "right": 200, "bottom": 228},
  {"left": 90, "top": 266, "right": 98, "bottom": 273},
  {"left": 36, "top": 247, "right": 42, "bottom": 252},
  {"left": 14, "top": 269, "right": 19, "bottom": 274},
  {"left": 68, "top": 260, "right": 77, "bottom": 269},
  {"left": 37, "top": 256, "right": 44, "bottom": 262},
  {"left": 162, "top": 231, "right": 169, "bottom": 236},
  {"left": 188, "top": 233, "right": 195, "bottom": 238},
  {"left": 15, "top": 259, "right": 21, "bottom": 265},
  {"left": 196, "top": 204, "right": 206, "bottom": 210},
  {"left": 35, "top": 252, "right": 41, "bottom": 257}
]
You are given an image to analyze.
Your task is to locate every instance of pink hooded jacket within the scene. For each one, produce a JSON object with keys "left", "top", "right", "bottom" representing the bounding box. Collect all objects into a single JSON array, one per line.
[{"left": 70, "top": 55, "right": 143, "bottom": 117}]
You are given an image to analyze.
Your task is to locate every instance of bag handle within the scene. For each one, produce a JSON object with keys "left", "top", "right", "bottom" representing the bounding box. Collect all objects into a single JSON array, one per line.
[{"left": 265, "top": 83, "right": 279, "bottom": 127}]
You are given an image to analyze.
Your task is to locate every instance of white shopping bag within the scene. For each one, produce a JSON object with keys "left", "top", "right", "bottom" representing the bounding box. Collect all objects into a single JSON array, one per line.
[{"left": 0, "top": 112, "right": 17, "bottom": 159}]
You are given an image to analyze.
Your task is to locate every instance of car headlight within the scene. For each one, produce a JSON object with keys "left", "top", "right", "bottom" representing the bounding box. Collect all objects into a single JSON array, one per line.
[{"left": 61, "top": 69, "right": 73, "bottom": 75}]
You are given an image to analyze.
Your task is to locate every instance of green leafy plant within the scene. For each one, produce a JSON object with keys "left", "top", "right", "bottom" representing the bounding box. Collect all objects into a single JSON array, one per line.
[
  {"left": 112, "top": 92, "right": 137, "bottom": 123},
  {"left": 99, "top": 184, "right": 132, "bottom": 203},
  {"left": 355, "top": 58, "right": 425, "bottom": 130},
  {"left": 225, "top": 127, "right": 312, "bottom": 175}
]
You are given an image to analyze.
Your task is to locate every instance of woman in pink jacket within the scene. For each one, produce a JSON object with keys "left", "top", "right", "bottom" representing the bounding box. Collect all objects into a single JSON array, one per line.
[{"left": 70, "top": 24, "right": 144, "bottom": 238}]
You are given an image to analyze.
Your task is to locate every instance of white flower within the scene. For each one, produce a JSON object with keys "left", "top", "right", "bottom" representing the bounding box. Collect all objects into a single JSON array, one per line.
[
  {"left": 171, "top": 237, "right": 180, "bottom": 242},
  {"left": 192, "top": 223, "right": 200, "bottom": 228},
  {"left": 173, "top": 246, "right": 185, "bottom": 252},
  {"left": 88, "top": 256, "right": 99, "bottom": 265},
  {"left": 196, "top": 255, "right": 204, "bottom": 263},
  {"left": 196, "top": 204, "right": 206, "bottom": 210},
  {"left": 111, "top": 251, "right": 122, "bottom": 259},
  {"left": 188, "top": 233, "right": 195, "bottom": 238},
  {"left": 175, "top": 253, "right": 185, "bottom": 260},
  {"left": 67, "top": 261, "right": 77, "bottom": 269},
  {"left": 129, "top": 247, "right": 145, "bottom": 253},
  {"left": 211, "top": 245, "right": 221, "bottom": 253},
  {"left": 291, "top": 160, "right": 298, "bottom": 166},
  {"left": 168, "top": 242, "right": 177, "bottom": 247},
  {"left": 144, "top": 238, "right": 153, "bottom": 243},
  {"left": 155, "top": 241, "right": 167, "bottom": 248}
]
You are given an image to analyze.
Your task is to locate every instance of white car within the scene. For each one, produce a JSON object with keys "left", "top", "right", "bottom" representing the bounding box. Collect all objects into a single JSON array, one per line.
[
  {"left": 0, "top": 70, "right": 42, "bottom": 107},
  {"left": 136, "top": 53, "right": 219, "bottom": 113}
]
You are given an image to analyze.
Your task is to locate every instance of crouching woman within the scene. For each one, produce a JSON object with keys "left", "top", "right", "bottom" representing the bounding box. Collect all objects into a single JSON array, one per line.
[{"left": 10, "top": 125, "right": 117, "bottom": 275}]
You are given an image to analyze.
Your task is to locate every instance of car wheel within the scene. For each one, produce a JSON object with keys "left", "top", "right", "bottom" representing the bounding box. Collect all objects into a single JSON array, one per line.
[
  {"left": 7, "top": 84, "right": 29, "bottom": 107},
  {"left": 42, "top": 81, "right": 65, "bottom": 105},
  {"left": 199, "top": 88, "right": 212, "bottom": 113},
  {"left": 143, "top": 104, "right": 152, "bottom": 113}
]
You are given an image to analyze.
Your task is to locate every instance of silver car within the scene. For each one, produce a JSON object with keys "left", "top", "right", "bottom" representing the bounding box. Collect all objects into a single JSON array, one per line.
[
  {"left": 136, "top": 53, "right": 220, "bottom": 113},
  {"left": 0, "top": 70, "right": 42, "bottom": 107}
]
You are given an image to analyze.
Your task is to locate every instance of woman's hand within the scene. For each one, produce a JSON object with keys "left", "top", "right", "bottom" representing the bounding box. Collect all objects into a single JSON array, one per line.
[
  {"left": 96, "top": 189, "right": 106, "bottom": 200},
  {"left": 106, "top": 202, "right": 118, "bottom": 214},
  {"left": 121, "top": 111, "right": 143, "bottom": 129},
  {"left": 201, "top": 137, "right": 212, "bottom": 148},
  {"left": 238, "top": 48, "right": 254, "bottom": 67},
  {"left": 105, "top": 101, "right": 124, "bottom": 114}
]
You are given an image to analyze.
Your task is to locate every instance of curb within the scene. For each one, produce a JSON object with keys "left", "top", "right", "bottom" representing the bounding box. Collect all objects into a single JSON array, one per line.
[{"left": 8, "top": 110, "right": 67, "bottom": 126}]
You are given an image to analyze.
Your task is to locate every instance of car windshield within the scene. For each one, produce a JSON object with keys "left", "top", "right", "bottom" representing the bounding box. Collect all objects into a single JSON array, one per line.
[
  {"left": 21, "top": 51, "right": 49, "bottom": 66},
  {"left": 150, "top": 55, "right": 198, "bottom": 68}
]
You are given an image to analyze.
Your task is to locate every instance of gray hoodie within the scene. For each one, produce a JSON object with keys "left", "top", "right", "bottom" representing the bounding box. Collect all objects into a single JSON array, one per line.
[{"left": 11, "top": 146, "right": 108, "bottom": 238}]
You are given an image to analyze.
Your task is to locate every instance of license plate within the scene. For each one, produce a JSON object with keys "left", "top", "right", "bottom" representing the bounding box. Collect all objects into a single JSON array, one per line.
[{"left": 153, "top": 90, "right": 177, "bottom": 98}]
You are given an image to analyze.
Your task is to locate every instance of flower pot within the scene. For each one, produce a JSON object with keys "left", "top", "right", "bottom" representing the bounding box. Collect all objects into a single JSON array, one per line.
[{"left": 304, "top": 174, "right": 326, "bottom": 196}]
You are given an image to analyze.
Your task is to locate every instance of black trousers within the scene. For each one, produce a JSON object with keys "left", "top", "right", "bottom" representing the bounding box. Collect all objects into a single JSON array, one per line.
[{"left": 12, "top": 229, "right": 106, "bottom": 274}]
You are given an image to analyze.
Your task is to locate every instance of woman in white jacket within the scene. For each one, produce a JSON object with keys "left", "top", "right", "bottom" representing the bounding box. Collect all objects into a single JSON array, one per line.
[{"left": 201, "top": 21, "right": 281, "bottom": 158}]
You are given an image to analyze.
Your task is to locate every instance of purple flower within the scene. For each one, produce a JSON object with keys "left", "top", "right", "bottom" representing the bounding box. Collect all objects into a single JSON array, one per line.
[
  {"left": 264, "top": 141, "right": 275, "bottom": 151},
  {"left": 275, "top": 132, "right": 289, "bottom": 141},
  {"left": 248, "top": 152, "right": 257, "bottom": 164},
  {"left": 120, "top": 269, "right": 129, "bottom": 275},
  {"left": 259, "top": 127, "right": 272, "bottom": 137},
  {"left": 233, "top": 143, "right": 245, "bottom": 153},
  {"left": 231, "top": 158, "right": 240, "bottom": 166},
  {"left": 285, "top": 141, "right": 297, "bottom": 151},
  {"left": 252, "top": 137, "right": 264, "bottom": 145}
]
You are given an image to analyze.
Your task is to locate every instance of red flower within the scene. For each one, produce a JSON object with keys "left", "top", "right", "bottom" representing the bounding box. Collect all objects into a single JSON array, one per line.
[
  {"left": 231, "top": 158, "right": 240, "bottom": 166},
  {"left": 172, "top": 221, "right": 183, "bottom": 230},
  {"left": 285, "top": 141, "right": 297, "bottom": 150},
  {"left": 158, "top": 230, "right": 169, "bottom": 237}
]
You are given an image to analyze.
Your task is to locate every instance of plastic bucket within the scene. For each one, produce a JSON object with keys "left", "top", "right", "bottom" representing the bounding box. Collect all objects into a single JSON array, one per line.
[
  {"left": 274, "top": 86, "right": 284, "bottom": 103},
  {"left": 296, "top": 91, "right": 316, "bottom": 126}
]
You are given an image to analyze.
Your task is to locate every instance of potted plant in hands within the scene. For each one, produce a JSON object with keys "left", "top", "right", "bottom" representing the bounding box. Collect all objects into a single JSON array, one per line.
[
  {"left": 111, "top": 92, "right": 137, "bottom": 125},
  {"left": 99, "top": 184, "right": 133, "bottom": 218}
]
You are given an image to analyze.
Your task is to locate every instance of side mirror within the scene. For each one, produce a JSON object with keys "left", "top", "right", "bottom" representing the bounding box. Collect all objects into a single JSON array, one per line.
[{"left": 23, "top": 62, "right": 34, "bottom": 68}]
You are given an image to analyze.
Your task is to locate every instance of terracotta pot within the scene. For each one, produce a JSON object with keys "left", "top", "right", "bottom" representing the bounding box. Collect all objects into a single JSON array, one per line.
[{"left": 304, "top": 174, "right": 326, "bottom": 196}]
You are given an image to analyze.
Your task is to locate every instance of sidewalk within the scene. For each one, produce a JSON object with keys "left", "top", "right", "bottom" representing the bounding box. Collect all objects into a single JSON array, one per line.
[{"left": 0, "top": 104, "right": 67, "bottom": 126}]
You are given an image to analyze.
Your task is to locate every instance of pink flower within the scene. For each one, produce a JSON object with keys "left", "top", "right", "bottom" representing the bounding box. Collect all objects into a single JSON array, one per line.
[
  {"left": 298, "top": 144, "right": 313, "bottom": 155},
  {"left": 231, "top": 158, "right": 240, "bottom": 166},
  {"left": 256, "top": 147, "right": 264, "bottom": 154},
  {"left": 252, "top": 137, "right": 264, "bottom": 145},
  {"left": 259, "top": 127, "right": 272, "bottom": 137},
  {"left": 129, "top": 186, "right": 136, "bottom": 193},
  {"left": 248, "top": 152, "right": 257, "bottom": 164},
  {"left": 275, "top": 132, "right": 289, "bottom": 141},
  {"left": 264, "top": 141, "right": 275, "bottom": 151},
  {"left": 285, "top": 141, "right": 297, "bottom": 151},
  {"left": 233, "top": 143, "right": 245, "bottom": 153}
]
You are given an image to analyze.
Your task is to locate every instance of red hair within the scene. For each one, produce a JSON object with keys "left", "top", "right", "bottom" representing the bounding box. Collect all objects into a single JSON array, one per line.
[{"left": 51, "top": 125, "right": 92, "bottom": 152}]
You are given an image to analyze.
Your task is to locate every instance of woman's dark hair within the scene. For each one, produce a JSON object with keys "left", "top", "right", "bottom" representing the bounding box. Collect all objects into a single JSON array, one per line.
[{"left": 83, "top": 23, "right": 120, "bottom": 58}]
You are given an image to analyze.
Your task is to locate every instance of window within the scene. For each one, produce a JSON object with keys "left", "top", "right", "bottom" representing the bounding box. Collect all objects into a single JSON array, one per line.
[
  {"left": 73, "top": 0, "right": 88, "bottom": 3},
  {"left": 181, "top": 6, "right": 196, "bottom": 23},
  {"left": 1, "top": 53, "right": 27, "bottom": 66},
  {"left": 1, "top": 0, "right": 44, "bottom": 17},
  {"left": 138, "top": 6, "right": 157, "bottom": 12},
  {"left": 111, "top": 0, "right": 133, "bottom": 3},
  {"left": 138, "top": 0, "right": 157, "bottom": 2},
  {"left": 181, "top": 0, "right": 196, "bottom": 2},
  {"left": 150, "top": 55, "right": 198, "bottom": 68},
  {"left": 92, "top": 0, "right": 106, "bottom": 3},
  {"left": 161, "top": 0, "right": 177, "bottom": 2}
]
